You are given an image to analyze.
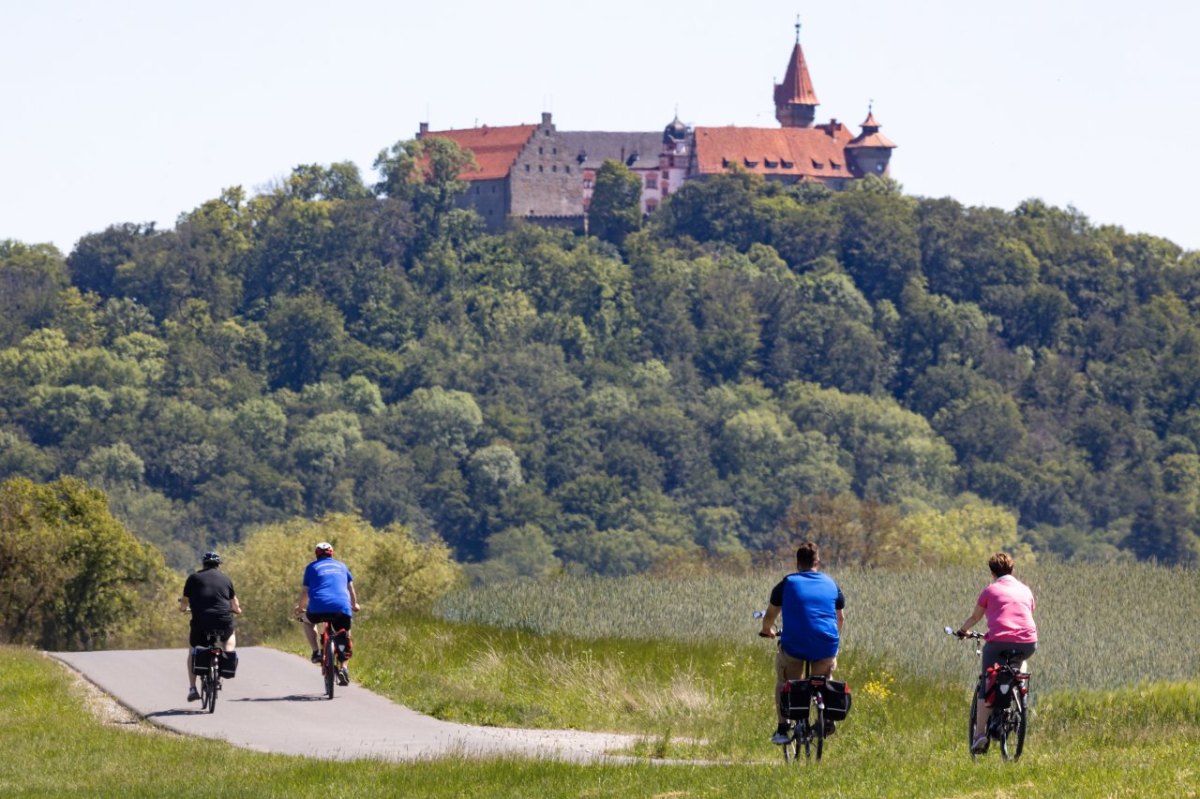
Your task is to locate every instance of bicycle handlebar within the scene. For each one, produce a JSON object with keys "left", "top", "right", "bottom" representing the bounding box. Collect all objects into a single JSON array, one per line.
[{"left": 944, "top": 625, "right": 984, "bottom": 640}]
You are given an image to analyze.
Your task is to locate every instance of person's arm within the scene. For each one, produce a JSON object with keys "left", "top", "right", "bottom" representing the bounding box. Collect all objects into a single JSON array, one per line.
[
  {"left": 836, "top": 607, "right": 845, "bottom": 633},
  {"left": 178, "top": 596, "right": 189, "bottom": 613},
  {"left": 231, "top": 595, "right": 242, "bottom": 615},
  {"left": 759, "top": 604, "right": 781, "bottom": 638},
  {"left": 348, "top": 582, "right": 361, "bottom": 613},
  {"left": 294, "top": 587, "right": 309, "bottom": 617},
  {"left": 957, "top": 604, "right": 985, "bottom": 636}
]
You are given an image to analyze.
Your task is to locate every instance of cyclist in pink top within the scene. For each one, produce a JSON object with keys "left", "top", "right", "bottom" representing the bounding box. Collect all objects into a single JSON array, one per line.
[{"left": 955, "top": 552, "right": 1037, "bottom": 753}]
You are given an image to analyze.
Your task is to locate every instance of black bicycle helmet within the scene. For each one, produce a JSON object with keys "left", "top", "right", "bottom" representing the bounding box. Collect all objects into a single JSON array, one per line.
[{"left": 202, "top": 551, "right": 222, "bottom": 566}]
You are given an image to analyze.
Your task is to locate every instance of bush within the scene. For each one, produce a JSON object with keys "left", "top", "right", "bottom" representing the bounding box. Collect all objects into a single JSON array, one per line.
[{"left": 224, "top": 513, "right": 461, "bottom": 643}]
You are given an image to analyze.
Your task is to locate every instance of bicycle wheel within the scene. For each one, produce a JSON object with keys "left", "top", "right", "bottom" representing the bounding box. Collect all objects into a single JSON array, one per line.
[
  {"left": 1000, "top": 699, "right": 1027, "bottom": 760},
  {"left": 968, "top": 686, "right": 983, "bottom": 758},
  {"left": 813, "top": 705, "right": 825, "bottom": 761},
  {"left": 202, "top": 669, "right": 217, "bottom": 713},
  {"left": 323, "top": 632, "right": 336, "bottom": 699}
]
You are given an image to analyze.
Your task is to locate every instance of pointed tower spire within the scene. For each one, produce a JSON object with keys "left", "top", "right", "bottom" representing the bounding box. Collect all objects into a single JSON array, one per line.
[
  {"left": 774, "top": 21, "right": 819, "bottom": 128},
  {"left": 846, "top": 103, "right": 897, "bottom": 177}
]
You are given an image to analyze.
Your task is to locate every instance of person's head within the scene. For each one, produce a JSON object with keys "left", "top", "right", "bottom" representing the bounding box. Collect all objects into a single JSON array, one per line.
[
  {"left": 988, "top": 552, "right": 1014, "bottom": 578},
  {"left": 796, "top": 541, "right": 821, "bottom": 571},
  {"left": 314, "top": 541, "right": 335, "bottom": 560},
  {"left": 201, "top": 551, "right": 222, "bottom": 569}
]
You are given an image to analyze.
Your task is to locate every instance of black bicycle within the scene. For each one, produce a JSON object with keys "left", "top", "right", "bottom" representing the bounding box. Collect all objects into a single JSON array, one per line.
[
  {"left": 779, "top": 662, "right": 829, "bottom": 762},
  {"left": 196, "top": 630, "right": 224, "bottom": 713},
  {"left": 945, "top": 627, "right": 1031, "bottom": 760}
]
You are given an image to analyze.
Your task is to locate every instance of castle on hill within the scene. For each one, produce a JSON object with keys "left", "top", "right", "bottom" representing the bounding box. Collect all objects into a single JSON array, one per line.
[{"left": 416, "top": 27, "right": 895, "bottom": 231}]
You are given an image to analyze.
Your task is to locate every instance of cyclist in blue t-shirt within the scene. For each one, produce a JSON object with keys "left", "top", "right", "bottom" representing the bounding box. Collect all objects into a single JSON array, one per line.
[
  {"left": 758, "top": 541, "right": 846, "bottom": 743},
  {"left": 294, "top": 542, "right": 360, "bottom": 667}
]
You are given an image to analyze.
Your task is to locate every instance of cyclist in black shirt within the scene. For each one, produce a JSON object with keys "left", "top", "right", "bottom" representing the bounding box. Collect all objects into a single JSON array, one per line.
[{"left": 180, "top": 551, "right": 241, "bottom": 702}]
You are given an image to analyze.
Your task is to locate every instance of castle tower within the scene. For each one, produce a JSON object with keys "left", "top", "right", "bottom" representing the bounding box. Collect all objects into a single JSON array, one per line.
[
  {"left": 663, "top": 113, "right": 689, "bottom": 155},
  {"left": 845, "top": 106, "right": 897, "bottom": 176},
  {"left": 774, "top": 22, "right": 819, "bottom": 128}
]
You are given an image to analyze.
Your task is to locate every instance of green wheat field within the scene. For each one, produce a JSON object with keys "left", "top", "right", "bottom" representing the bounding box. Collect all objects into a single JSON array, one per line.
[{"left": 3, "top": 561, "right": 1198, "bottom": 798}]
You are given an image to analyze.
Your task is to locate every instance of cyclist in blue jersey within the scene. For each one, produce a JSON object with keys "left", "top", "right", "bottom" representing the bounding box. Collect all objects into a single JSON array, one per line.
[
  {"left": 758, "top": 541, "right": 846, "bottom": 743},
  {"left": 294, "top": 542, "right": 360, "bottom": 668}
]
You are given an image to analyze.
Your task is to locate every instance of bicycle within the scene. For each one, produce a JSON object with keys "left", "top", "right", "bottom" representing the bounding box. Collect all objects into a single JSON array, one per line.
[
  {"left": 944, "top": 627, "right": 1031, "bottom": 761},
  {"left": 194, "top": 630, "right": 224, "bottom": 714},
  {"left": 756, "top": 611, "right": 850, "bottom": 763},
  {"left": 296, "top": 613, "right": 350, "bottom": 699}
]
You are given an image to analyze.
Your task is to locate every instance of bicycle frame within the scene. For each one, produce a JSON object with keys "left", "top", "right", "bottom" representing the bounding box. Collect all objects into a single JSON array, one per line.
[{"left": 198, "top": 631, "right": 223, "bottom": 713}]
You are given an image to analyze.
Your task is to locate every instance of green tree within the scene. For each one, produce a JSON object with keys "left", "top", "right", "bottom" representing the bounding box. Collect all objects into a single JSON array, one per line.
[
  {"left": 0, "top": 240, "right": 69, "bottom": 347},
  {"left": 0, "top": 477, "right": 169, "bottom": 650},
  {"left": 588, "top": 159, "right": 643, "bottom": 246}
]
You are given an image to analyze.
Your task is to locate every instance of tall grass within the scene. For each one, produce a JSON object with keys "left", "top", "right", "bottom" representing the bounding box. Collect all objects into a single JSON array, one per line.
[{"left": 435, "top": 561, "right": 1200, "bottom": 695}]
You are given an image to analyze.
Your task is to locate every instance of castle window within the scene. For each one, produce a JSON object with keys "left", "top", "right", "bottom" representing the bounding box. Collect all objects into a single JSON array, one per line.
[
  {"left": 661, "top": 170, "right": 668, "bottom": 179},
  {"left": 539, "top": 165, "right": 544, "bottom": 172},
  {"left": 538, "top": 146, "right": 544, "bottom": 154},
  {"left": 525, "top": 164, "right": 531, "bottom": 172},
  {"left": 565, "top": 165, "right": 571, "bottom": 174},
  {"left": 647, "top": 200, "right": 658, "bottom": 213},
  {"left": 552, "top": 165, "right": 557, "bottom": 172},
  {"left": 646, "top": 174, "right": 658, "bottom": 189},
  {"left": 552, "top": 147, "right": 557, "bottom": 154}
]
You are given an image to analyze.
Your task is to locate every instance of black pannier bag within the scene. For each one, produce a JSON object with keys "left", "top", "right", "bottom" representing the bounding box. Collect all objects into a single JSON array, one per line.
[
  {"left": 191, "top": 646, "right": 215, "bottom": 675},
  {"left": 218, "top": 650, "right": 239, "bottom": 679},
  {"left": 821, "top": 679, "right": 853, "bottom": 721},
  {"left": 780, "top": 679, "right": 814, "bottom": 720},
  {"left": 335, "top": 629, "right": 352, "bottom": 659}
]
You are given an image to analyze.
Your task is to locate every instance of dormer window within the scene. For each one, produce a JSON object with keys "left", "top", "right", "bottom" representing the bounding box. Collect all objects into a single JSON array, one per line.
[
  {"left": 722, "top": 158, "right": 731, "bottom": 168},
  {"left": 744, "top": 158, "right": 758, "bottom": 168},
  {"left": 831, "top": 162, "right": 842, "bottom": 171},
  {"left": 781, "top": 159, "right": 794, "bottom": 168},
  {"left": 811, "top": 159, "right": 824, "bottom": 170},
  {"left": 764, "top": 158, "right": 779, "bottom": 169}
]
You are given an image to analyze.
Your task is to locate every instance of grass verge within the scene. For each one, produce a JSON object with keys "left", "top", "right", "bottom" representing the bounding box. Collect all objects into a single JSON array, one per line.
[{"left": 5, "top": 643, "right": 1200, "bottom": 798}]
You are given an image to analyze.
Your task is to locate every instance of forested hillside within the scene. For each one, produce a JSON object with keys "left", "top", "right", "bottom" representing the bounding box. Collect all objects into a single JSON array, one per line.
[{"left": 3, "top": 140, "right": 1198, "bottom": 573}]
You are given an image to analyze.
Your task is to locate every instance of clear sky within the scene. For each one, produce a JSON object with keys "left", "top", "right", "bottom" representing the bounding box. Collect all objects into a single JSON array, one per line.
[{"left": 4, "top": 1, "right": 1198, "bottom": 254}]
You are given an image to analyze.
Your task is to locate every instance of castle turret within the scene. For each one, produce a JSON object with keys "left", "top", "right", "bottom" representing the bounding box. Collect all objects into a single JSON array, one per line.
[
  {"left": 774, "top": 23, "right": 819, "bottom": 128},
  {"left": 845, "top": 107, "right": 896, "bottom": 176},
  {"left": 663, "top": 113, "right": 689, "bottom": 154}
]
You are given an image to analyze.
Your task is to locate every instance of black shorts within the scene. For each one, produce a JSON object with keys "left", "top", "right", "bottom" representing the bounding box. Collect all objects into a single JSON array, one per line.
[
  {"left": 305, "top": 612, "right": 352, "bottom": 632},
  {"left": 190, "top": 620, "right": 235, "bottom": 648}
]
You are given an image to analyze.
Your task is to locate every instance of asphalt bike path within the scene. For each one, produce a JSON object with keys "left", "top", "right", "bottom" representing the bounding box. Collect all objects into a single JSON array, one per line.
[{"left": 52, "top": 647, "right": 643, "bottom": 763}]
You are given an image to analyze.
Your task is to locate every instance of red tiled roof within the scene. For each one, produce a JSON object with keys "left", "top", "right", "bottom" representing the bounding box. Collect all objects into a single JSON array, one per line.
[
  {"left": 773, "top": 43, "right": 819, "bottom": 107},
  {"left": 848, "top": 111, "right": 897, "bottom": 149},
  {"left": 693, "top": 125, "right": 854, "bottom": 179},
  {"left": 422, "top": 124, "right": 538, "bottom": 180}
]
